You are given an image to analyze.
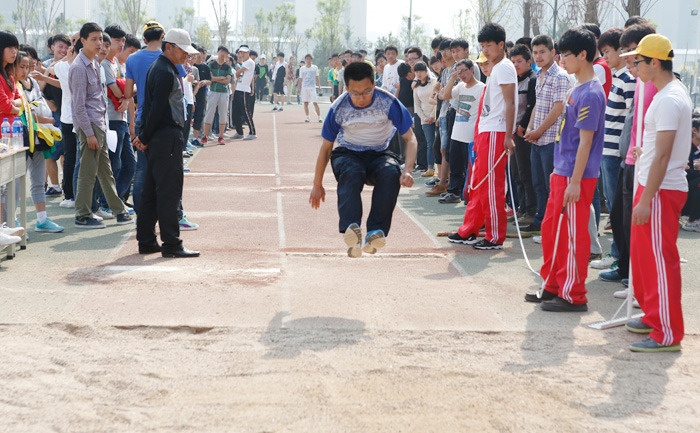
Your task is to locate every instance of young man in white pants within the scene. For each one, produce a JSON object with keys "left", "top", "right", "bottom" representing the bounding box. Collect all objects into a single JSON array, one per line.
[{"left": 298, "top": 54, "right": 322, "bottom": 123}]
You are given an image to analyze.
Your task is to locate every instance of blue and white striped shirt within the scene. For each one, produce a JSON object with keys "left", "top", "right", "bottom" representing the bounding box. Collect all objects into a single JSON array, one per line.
[{"left": 603, "top": 66, "right": 635, "bottom": 157}]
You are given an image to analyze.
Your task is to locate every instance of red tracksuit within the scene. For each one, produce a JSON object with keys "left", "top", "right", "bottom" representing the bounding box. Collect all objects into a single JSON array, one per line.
[
  {"left": 457, "top": 131, "right": 508, "bottom": 244},
  {"left": 540, "top": 174, "right": 597, "bottom": 304},
  {"left": 631, "top": 186, "right": 686, "bottom": 346}
]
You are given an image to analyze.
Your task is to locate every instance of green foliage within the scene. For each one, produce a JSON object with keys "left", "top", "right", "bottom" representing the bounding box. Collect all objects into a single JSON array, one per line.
[
  {"left": 312, "top": 0, "right": 350, "bottom": 67},
  {"left": 195, "top": 24, "right": 213, "bottom": 51},
  {"left": 170, "top": 7, "right": 197, "bottom": 36}
]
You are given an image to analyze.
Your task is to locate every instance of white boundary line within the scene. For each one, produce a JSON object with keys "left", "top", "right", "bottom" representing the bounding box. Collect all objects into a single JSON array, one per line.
[
  {"left": 184, "top": 172, "right": 276, "bottom": 177},
  {"left": 273, "top": 113, "right": 291, "bottom": 314}
]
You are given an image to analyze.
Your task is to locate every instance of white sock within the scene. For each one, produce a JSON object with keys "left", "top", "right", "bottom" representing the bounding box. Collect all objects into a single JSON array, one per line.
[
  {"left": 37, "top": 211, "right": 47, "bottom": 223},
  {"left": 50, "top": 184, "right": 60, "bottom": 189}
]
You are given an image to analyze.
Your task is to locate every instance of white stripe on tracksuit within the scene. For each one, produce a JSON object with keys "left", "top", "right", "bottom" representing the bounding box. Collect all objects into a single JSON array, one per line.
[
  {"left": 488, "top": 133, "right": 497, "bottom": 242},
  {"left": 561, "top": 200, "right": 576, "bottom": 303},
  {"left": 651, "top": 194, "right": 673, "bottom": 346}
]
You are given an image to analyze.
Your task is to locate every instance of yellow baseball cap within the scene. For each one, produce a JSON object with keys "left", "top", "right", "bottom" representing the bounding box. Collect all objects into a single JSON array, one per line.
[
  {"left": 475, "top": 52, "right": 488, "bottom": 64},
  {"left": 142, "top": 21, "right": 164, "bottom": 34},
  {"left": 620, "top": 34, "right": 674, "bottom": 61}
]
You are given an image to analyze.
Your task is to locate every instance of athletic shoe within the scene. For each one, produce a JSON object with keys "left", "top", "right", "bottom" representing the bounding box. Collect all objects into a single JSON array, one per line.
[
  {"left": 629, "top": 337, "right": 681, "bottom": 353},
  {"left": 532, "top": 235, "right": 542, "bottom": 244},
  {"left": 75, "top": 217, "right": 106, "bottom": 229},
  {"left": 344, "top": 223, "right": 362, "bottom": 258},
  {"left": 540, "top": 296, "right": 588, "bottom": 312},
  {"left": 599, "top": 269, "right": 622, "bottom": 282},
  {"left": 191, "top": 139, "right": 203, "bottom": 147},
  {"left": 185, "top": 144, "right": 196, "bottom": 151},
  {"left": 45, "top": 186, "right": 62, "bottom": 196},
  {"left": 425, "top": 185, "right": 447, "bottom": 196},
  {"left": 96, "top": 207, "right": 114, "bottom": 220},
  {"left": 59, "top": 198, "right": 75, "bottom": 208},
  {"left": 232, "top": 133, "right": 245, "bottom": 139},
  {"left": 682, "top": 219, "right": 700, "bottom": 232},
  {"left": 200, "top": 136, "right": 208, "bottom": 144},
  {"left": 516, "top": 214, "right": 534, "bottom": 226},
  {"left": 243, "top": 135, "right": 257, "bottom": 141},
  {"left": 625, "top": 319, "right": 653, "bottom": 334},
  {"left": 318, "top": 118, "right": 323, "bottom": 123},
  {"left": 473, "top": 239, "right": 503, "bottom": 250},
  {"left": 305, "top": 117, "right": 310, "bottom": 122},
  {"left": 278, "top": 107, "right": 283, "bottom": 112},
  {"left": 218, "top": 137, "right": 226, "bottom": 145},
  {"left": 362, "top": 229, "right": 386, "bottom": 254},
  {"left": 272, "top": 106, "right": 278, "bottom": 111},
  {"left": 0, "top": 232, "right": 21, "bottom": 245},
  {"left": 505, "top": 206, "right": 514, "bottom": 217},
  {"left": 614, "top": 288, "right": 629, "bottom": 299},
  {"left": 589, "top": 253, "right": 602, "bottom": 262},
  {"left": 421, "top": 169, "right": 435, "bottom": 177},
  {"left": 621, "top": 278, "right": 629, "bottom": 287},
  {"left": 524, "top": 289, "right": 557, "bottom": 303},
  {"left": 35, "top": 218, "right": 64, "bottom": 233},
  {"left": 425, "top": 177, "right": 440, "bottom": 186},
  {"left": 116, "top": 213, "right": 134, "bottom": 225},
  {"left": 438, "top": 193, "right": 460, "bottom": 204},
  {"left": 519, "top": 223, "right": 541, "bottom": 235},
  {"left": 179, "top": 215, "right": 199, "bottom": 231},
  {"left": 183, "top": 151, "right": 191, "bottom": 158},
  {"left": 125, "top": 206, "right": 135, "bottom": 214},
  {"left": 447, "top": 233, "right": 478, "bottom": 245},
  {"left": 590, "top": 253, "right": 617, "bottom": 270},
  {"left": 2, "top": 224, "right": 25, "bottom": 237},
  {"left": 93, "top": 214, "right": 103, "bottom": 222}
]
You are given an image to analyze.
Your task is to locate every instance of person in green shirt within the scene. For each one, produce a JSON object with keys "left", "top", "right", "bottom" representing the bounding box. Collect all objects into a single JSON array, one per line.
[{"left": 202, "top": 45, "right": 232, "bottom": 145}]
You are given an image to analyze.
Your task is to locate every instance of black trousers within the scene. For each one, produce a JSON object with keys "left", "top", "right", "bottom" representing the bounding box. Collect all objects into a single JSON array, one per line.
[
  {"left": 413, "top": 111, "right": 428, "bottom": 169},
  {"left": 232, "top": 90, "right": 256, "bottom": 136},
  {"left": 513, "top": 134, "right": 537, "bottom": 216},
  {"left": 247, "top": 92, "right": 256, "bottom": 118},
  {"left": 193, "top": 92, "right": 206, "bottom": 132},
  {"left": 610, "top": 164, "right": 634, "bottom": 278},
  {"left": 683, "top": 169, "right": 700, "bottom": 220},
  {"left": 136, "top": 127, "right": 184, "bottom": 252},
  {"left": 183, "top": 104, "right": 194, "bottom": 142}
]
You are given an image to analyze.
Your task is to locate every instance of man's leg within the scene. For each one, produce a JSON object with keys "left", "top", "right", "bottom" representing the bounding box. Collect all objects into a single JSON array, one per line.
[
  {"left": 631, "top": 187, "right": 686, "bottom": 346},
  {"left": 447, "top": 138, "right": 467, "bottom": 198},
  {"left": 330, "top": 149, "right": 367, "bottom": 233},
  {"left": 203, "top": 92, "right": 218, "bottom": 139},
  {"left": 136, "top": 147, "right": 159, "bottom": 247},
  {"left": 243, "top": 91, "right": 256, "bottom": 135},
  {"left": 540, "top": 174, "right": 566, "bottom": 295},
  {"left": 366, "top": 152, "right": 402, "bottom": 235},
  {"left": 313, "top": 102, "right": 320, "bottom": 117},
  {"left": 74, "top": 128, "right": 101, "bottom": 219},
  {"left": 218, "top": 92, "right": 228, "bottom": 138},
  {"left": 457, "top": 133, "right": 488, "bottom": 238},
  {"left": 92, "top": 126, "right": 127, "bottom": 217},
  {"left": 303, "top": 101, "right": 309, "bottom": 116},
  {"left": 483, "top": 132, "right": 508, "bottom": 245},
  {"left": 616, "top": 164, "right": 635, "bottom": 279},
  {"left": 232, "top": 91, "right": 245, "bottom": 136},
  {"left": 61, "top": 123, "right": 78, "bottom": 200},
  {"left": 100, "top": 120, "right": 124, "bottom": 209},
  {"left": 192, "top": 93, "right": 206, "bottom": 140},
  {"left": 413, "top": 112, "right": 427, "bottom": 169},
  {"left": 514, "top": 134, "right": 536, "bottom": 216},
  {"left": 149, "top": 129, "right": 185, "bottom": 251},
  {"left": 132, "top": 121, "right": 147, "bottom": 214}
]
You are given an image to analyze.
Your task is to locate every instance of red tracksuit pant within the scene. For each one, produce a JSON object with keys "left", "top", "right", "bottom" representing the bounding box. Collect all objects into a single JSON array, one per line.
[
  {"left": 631, "top": 186, "right": 686, "bottom": 346},
  {"left": 457, "top": 131, "right": 507, "bottom": 244},
  {"left": 540, "top": 174, "right": 597, "bottom": 304}
]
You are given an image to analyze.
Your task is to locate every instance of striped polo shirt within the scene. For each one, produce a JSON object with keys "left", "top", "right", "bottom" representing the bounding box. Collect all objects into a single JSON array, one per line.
[{"left": 603, "top": 66, "right": 635, "bottom": 156}]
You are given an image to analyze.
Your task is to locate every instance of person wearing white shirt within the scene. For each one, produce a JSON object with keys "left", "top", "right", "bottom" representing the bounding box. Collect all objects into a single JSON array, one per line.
[
  {"left": 232, "top": 45, "right": 256, "bottom": 140},
  {"left": 298, "top": 53, "right": 322, "bottom": 123},
  {"left": 380, "top": 45, "right": 403, "bottom": 96}
]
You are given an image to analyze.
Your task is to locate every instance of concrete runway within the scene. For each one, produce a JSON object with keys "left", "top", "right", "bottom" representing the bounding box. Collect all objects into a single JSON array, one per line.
[{"left": 1, "top": 101, "right": 699, "bottom": 432}]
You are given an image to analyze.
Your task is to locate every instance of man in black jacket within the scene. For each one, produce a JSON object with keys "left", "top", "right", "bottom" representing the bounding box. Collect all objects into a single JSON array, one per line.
[
  {"left": 509, "top": 44, "right": 537, "bottom": 226},
  {"left": 132, "top": 29, "right": 200, "bottom": 258}
]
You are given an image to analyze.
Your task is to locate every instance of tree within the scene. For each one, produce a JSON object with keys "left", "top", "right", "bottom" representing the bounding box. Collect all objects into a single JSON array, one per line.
[
  {"left": 453, "top": 8, "right": 475, "bottom": 40},
  {"left": 170, "top": 7, "right": 196, "bottom": 36},
  {"left": 289, "top": 30, "right": 305, "bottom": 59},
  {"left": 620, "top": 0, "right": 659, "bottom": 18},
  {"left": 36, "top": 0, "right": 61, "bottom": 42},
  {"left": 253, "top": 8, "right": 273, "bottom": 56},
  {"left": 211, "top": 0, "right": 232, "bottom": 46},
  {"left": 374, "top": 32, "right": 400, "bottom": 53},
  {"left": 400, "top": 15, "right": 430, "bottom": 55},
  {"left": 195, "top": 24, "right": 213, "bottom": 51},
  {"left": 269, "top": 3, "right": 297, "bottom": 54},
  {"left": 13, "top": 0, "right": 39, "bottom": 43},
  {"left": 477, "top": 0, "right": 509, "bottom": 29},
  {"left": 118, "top": 0, "right": 149, "bottom": 36},
  {"left": 312, "top": 0, "right": 350, "bottom": 66}
]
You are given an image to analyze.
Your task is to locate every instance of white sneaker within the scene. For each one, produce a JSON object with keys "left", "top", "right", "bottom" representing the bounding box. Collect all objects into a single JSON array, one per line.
[
  {"left": 590, "top": 253, "right": 617, "bottom": 269},
  {"left": 59, "top": 198, "right": 76, "bottom": 208},
  {"left": 93, "top": 214, "right": 104, "bottom": 222},
  {"left": 682, "top": 220, "right": 700, "bottom": 232},
  {"left": 2, "top": 224, "right": 25, "bottom": 238},
  {"left": 0, "top": 232, "right": 21, "bottom": 245},
  {"left": 305, "top": 116, "right": 310, "bottom": 122},
  {"left": 532, "top": 235, "right": 542, "bottom": 244},
  {"left": 95, "top": 208, "right": 114, "bottom": 220},
  {"left": 614, "top": 288, "right": 628, "bottom": 299}
]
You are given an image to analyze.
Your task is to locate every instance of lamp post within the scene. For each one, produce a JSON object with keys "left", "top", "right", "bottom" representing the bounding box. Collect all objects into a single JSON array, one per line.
[{"left": 407, "top": 0, "right": 413, "bottom": 47}]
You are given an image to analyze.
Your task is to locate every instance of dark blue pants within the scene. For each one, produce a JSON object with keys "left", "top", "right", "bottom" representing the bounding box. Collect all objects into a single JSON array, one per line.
[
  {"left": 447, "top": 139, "right": 469, "bottom": 197},
  {"left": 531, "top": 142, "right": 555, "bottom": 226},
  {"left": 330, "top": 147, "right": 401, "bottom": 235}
]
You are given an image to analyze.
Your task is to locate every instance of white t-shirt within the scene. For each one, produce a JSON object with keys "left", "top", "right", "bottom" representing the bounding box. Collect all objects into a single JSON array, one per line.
[
  {"left": 299, "top": 64, "right": 319, "bottom": 88},
  {"left": 381, "top": 60, "right": 404, "bottom": 94},
  {"left": 593, "top": 62, "right": 607, "bottom": 88},
  {"left": 451, "top": 81, "right": 486, "bottom": 143},
  {"left": 479, "top": 58, "right": 518, "bottom": 133},
  {"left": 54, "top": 60, "right": 73, "bottom": 124},
  {"left": 639, "top": 79, "right": 692, "bottom": 192},
  {"left": 236, "top": 58, "right": 255, "bottom": 92}
]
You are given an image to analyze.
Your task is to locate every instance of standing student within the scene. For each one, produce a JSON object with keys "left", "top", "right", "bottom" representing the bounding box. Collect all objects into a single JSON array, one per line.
[
  {"left": 191, "top": 46, "right": 211, "bottom": 146},
  {"left": 309, "top": 62, "right": 417, "bottom": 258},
  {"left": 380, "top": 45, "right": 403, "bottom": 96},
  {"left": 298, "top": 53, "right": 322, "bottom": 123},
  {"left": 525, "top": 27, "right": 606, "bottom": 312},
  {"left": 621, "top": 34, "right": 690, "bottom": 352},
  {"left": 231, "top": 45, "right": 257, "bottom": 140},
  {"left": 272, "top": 52, "right": 286, "bottom": 110},
  {"left": 450, "top": 23, "right": 517, "bottom": 250},
  {"left": 412, "top": 61, "right": 438, "bottom": 177},
  {"left": 255, "top": 54, "right": 269, "bottom": 102},
  {"left": 133, "top": 29, "right": 200, "bottom": 258},
  {"left": 69, "top": 22, "right": 132, "bottom": 229},
  {"left": 202, "top": 46, "right": 232, "bottom": 145}
]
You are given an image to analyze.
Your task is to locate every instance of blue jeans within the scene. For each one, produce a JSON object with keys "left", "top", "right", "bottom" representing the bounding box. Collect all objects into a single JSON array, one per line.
[
  {"left": 421, "top": 123, "right": 436, "bottom": 167},
  {"left": 113, "top": 121, "right": 136, "bottom": 199},
  {"left": 330, "top": 147, "right": 401, "bottom": 235},
  {"left": 439, "top": 117, "right": 449, "bottom": 151},
  {"left": 530, "top": 142, "right": 555, "bottom": 226},
  {"left": 601, "top": 155, "right": 622, "bottom": 213}
]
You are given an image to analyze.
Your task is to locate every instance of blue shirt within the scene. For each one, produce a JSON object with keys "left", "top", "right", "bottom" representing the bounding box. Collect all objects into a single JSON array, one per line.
[
  {"left": 321, "top": 88, "right": 413, "bottom": 152},
  {"left": 126, "top": 49, "right": 186, "bottom": 123}
]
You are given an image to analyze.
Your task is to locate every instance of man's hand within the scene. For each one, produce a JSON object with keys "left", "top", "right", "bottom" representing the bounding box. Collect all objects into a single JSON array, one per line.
[
  {"left": 309, "top": 185, "right": 325, "bottom": 209},
  {"left": 563, "top": 181, "right": 581, "bottom": 205},
  {"left": 400, "top": 172, "right": 414, "bottom": 187},
  {"left": 632, "top": 146, "right": 643, "bottom": 162},
  {"left": 87, "top": 135, "right": 99, "bottom": 150},
  {"left": 632, "top": 200, "right": 651, "bottom": 225},
  {"left": 132, "top": 137, "right": 148, "bottom": 151},
  {"left": 516, "top": 125, "right": 525, "bottom": 137},
  {"left": 504, "top": 135, "right": 515, "bottom": 155},
  {"left": 29, "top": 71, "right": 45, "bottom": 81},
  {"left": 129, "top": 125, "right": 136, "bottom": 141},
  {"left": 524, "top": 127, "right": 543, "bottom": 143},
  {"left": 117, "top": 98, "right": 129, "bottom": 112}
]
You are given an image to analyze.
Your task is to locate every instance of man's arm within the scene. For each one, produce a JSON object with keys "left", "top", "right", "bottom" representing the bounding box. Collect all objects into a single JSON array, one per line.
[
  {"left": 137, "top": 71, "right": 173, "bottom": 146},
  {"left": 518, "top": 77, "right": 537, "bottom": 136},
  {"left": 632, "top": 130, "right": 676, "bottom": 225},
  {"left": 441, "top": 69, "right": 458, "bottom": 101},
  {"left": 525, "top": 101, "right": 564, "bottom": 142},
  {"left": 125, "top": 77, "right": 137, "bottom": 139},
  {"left": 69, "top": 67, "right": 95, "bottom": 140},
  {"left": 563, "top": 129, "right": 594, "bottom": 205},
  {"left": 501, "top": 82, "right": 516, "bottom": 153},
  {"left": 309, "top": 138, "right": 334, "bottom": 209},
  {"left": 400, "top": 128, "right": 417, "bottom": 187}
]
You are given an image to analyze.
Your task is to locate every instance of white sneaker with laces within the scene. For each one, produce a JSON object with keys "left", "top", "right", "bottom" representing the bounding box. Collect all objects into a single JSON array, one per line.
[
  {"left": 590, "top": 253, "right": 616, "bottom": 269},
  {"left": 59, "top": 198, "right": 76, "bottom": 208},
  {"left": 532, "top": 235, "right": 542, "bottom": 244},
  {"left": 2, "top": 224, "right": 25, "bottom": 237},
  {"left": 0, "top": 232, "right": 21, "bottom": 245},
  {"left": 96, "top": 208, "right": 114, "bottom": 220},
  {"left": 614, "top": 288, "right": 628, "bottom": 299},
  {"left": 682, "top": 220, "right": 700, "bottom": 232}
]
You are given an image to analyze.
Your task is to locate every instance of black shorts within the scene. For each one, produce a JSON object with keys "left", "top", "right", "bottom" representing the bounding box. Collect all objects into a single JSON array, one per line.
[{"left": 273, "top": 79, "right": 284, "bottom": 94}]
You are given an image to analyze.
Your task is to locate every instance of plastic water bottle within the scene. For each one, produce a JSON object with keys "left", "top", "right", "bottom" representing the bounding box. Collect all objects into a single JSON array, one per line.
[
  {"left": 11, "top": 119, "right": 23, "bottom": 150},
  {"left": 1, "top": 118, "right": 11, "bottom": 148}
]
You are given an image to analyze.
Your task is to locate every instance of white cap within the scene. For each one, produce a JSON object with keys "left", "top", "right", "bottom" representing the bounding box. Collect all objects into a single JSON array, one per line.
[
  {"left": 238, "top": 45, "right": 250, "bottom": 53},
  {"left": 163, "top": 29, "right": 198, "bottom": 55},
  {"left": 260, "top": 54, "right": 266, "bottom": 59}
]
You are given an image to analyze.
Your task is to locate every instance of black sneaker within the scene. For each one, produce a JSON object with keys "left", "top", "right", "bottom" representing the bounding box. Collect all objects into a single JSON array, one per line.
[
  {"left": 116, "top": 213, "right": 134, "bottom": 225},
  {"left": 448, "top": 233, "right": 479, "bottom": 245},
  {"left": 75, "top": 217, "right": 106, "bottom": 229},
  {"left": 425, "top": 177, "right": 440, "bottom": 186},
  {"left": 438, "top": 193, "right": 461, "bottom": 204},
  {"left": 540, "top": 296, "right": 588, "bottom": 312},
  {"left": 524, "top": 289, "right": 557, "bottom": 303},
  {"left": 520, "top": 223, "right": 541, "bottom": 235},
  {"left": 473, "top": 239, "right": 503, "bottom": 250}
]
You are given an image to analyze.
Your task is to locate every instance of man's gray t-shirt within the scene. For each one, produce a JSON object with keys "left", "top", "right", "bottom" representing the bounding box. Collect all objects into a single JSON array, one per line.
[{"left": 101, "top": 58, "right": 125, "bottom": 122}]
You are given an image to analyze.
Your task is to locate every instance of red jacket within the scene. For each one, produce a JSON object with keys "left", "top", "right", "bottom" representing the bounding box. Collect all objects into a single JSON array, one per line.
[
  {"left": 0, "top": 74, "right": 20, "bottom": 125},
  {"left": 593, "top": 57, "right": 612, "bottom": 98}
]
